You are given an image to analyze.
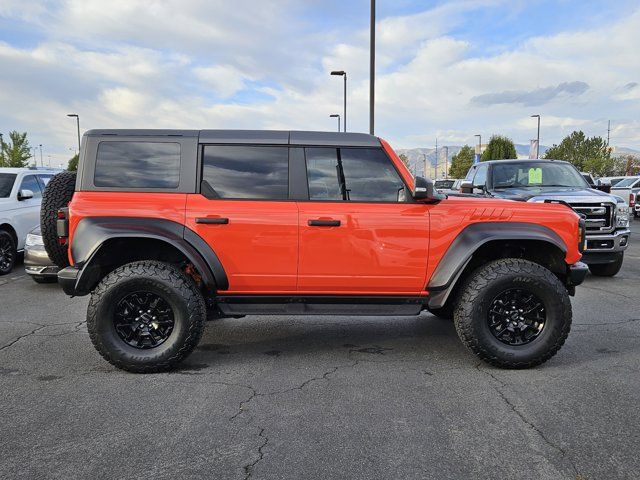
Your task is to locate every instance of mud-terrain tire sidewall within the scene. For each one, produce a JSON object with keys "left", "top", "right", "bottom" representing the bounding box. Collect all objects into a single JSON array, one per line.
[
  {"left": 87, "top": 261, "right": 206, "bottom": 373},
  {"left": 454, "top": 259, "right": 572, "bottom": 369},
  {"left": 588, "top": 253, "right": 623, "bottom": 277},
  {"left": 40, "top": 171, "right": 76, "bottom": 268},
  {"left": 0, "top": 230, "right": 17, "bottom": 275}
]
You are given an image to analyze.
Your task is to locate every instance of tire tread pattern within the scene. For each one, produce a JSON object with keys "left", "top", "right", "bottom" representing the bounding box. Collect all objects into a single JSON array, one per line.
[
  {"left": 40, "top": 171, "right": 77, "bottom": 268},
  {"left": 87, "top": 260, "right": 206, "bottom": 373},
  {"left": 454, "top": 258, "right": 572, "bottom": 369}
]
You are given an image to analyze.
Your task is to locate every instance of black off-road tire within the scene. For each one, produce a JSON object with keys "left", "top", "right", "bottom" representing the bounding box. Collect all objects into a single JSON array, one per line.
[
  {"left": 0, "top": 230, "right": 17, "bottom": 275},
  {"left": 40, "top": 171, "right": 76, "bottom": 268},
  {"left": 588, "top": 254, "right": 623, "bottom": 277},
  {"left": 87, "top": 261, "right": 206, "bottom": 373},
  {"left": 454, "top": 258, "right": 572, "bottom": 369}
]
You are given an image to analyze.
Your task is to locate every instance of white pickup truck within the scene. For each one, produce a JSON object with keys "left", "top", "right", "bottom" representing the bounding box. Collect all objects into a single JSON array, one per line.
[
  {"left": 0, "top": 168, "right": 61, "bottom": 275},
  {"left": 610, "top": 176, "right": 640, "bottom": 217}
]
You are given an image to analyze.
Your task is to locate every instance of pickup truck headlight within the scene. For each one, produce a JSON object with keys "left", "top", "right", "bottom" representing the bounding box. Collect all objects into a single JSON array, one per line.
[
  {"left": 615, "top": 203, "right": 630, "bottom": 228},
  {"left": 25, "top": 232, "right": 44, "bottom": 248}
]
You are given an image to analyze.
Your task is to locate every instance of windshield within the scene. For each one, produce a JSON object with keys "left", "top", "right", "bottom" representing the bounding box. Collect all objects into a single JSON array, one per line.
[
  {"left": 491, "top": 162, "right": 589, "bottom": 189},
  {"left": 613, "top": 177, "right": 640, "bottom": 187},
  {"left": 0, "top": 174, "right": 17, "bottom": 198}
]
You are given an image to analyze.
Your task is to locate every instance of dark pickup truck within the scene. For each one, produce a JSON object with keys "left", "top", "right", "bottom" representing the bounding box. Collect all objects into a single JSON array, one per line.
[{"left": 461, "top": 159, "right": 631, "bottom": 276}]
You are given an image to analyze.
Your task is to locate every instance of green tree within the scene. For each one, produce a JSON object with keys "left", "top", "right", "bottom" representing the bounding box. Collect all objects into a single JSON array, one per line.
[
  {"left": 481, "top": 135, "right": 517, "bottom": 161},
  {"left": 398, "top": 153, "right": 410, "bottom": 168},
  {"left": 1, "top": 131, "right": 31, "bottom": 167},
  {"left": 67, "top": 153, "right": 79, "bottom": 171},
  {"left": 543, "top": 131, "right": 612, "bottom": 173},
  {"left": 449, "top": 145, "right": 474, "bottom": 178}
]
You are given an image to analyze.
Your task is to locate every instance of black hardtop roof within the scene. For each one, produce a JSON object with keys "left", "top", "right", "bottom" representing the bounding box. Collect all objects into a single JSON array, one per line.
[
  {"left": 84, "top": 129, "right": 380, "bottom": 147},
  {"left": 481, "top": 158, "right": 571, "bottom": 165}
]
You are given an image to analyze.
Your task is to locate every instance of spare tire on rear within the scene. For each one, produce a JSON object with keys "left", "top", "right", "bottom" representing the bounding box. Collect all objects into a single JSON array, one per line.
[{"left": 41, "top": 171, "right": 76, "bottom": 268}]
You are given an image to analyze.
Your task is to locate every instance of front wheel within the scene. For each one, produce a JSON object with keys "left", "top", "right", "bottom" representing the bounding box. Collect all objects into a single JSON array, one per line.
[
  {"left": 588, "top": 254, "right": 623, "bottom": 277},
  {"left": 0, "top": 230, "right": 17, "bottom": 276},
  {"left": 454, "top": 258, "right": 572, "bottom": 369},
  {"left": 87, "top": 261, "right": 206, "bottom": 373}
]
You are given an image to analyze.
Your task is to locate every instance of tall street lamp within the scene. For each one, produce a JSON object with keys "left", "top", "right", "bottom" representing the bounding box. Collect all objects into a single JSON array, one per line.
[
  {"left": 39, "top": 144, "right": 43, "bottom": 167},
  {"left": 329, "top": 114, "right": 341, "bottom": 132},
  {"left": 67, "top": 114, "right": 81, "bottom": 154},
  {"left": 531, "top": 114, "right": 540, "bottom": 158},
  {"left": 444, "top": 146, "right": 449, "bottom": 178},
  {"left": 369, "top": 0, "right": 375, "bottom": 135},
  {"left": 330, "top": 71, "right": 347, "bottom": 132},
  {"left": 475, "top": 134, "right": 482, "bottom": 164}
]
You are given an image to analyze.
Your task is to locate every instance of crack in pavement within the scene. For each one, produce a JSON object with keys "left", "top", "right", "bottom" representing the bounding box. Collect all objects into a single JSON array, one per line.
[
  {"left": 243, "top": 427, "right": 268, "bottom": 480},
  {"left": 574, "top": 318, "right": 640, "bottom": 326},
  {"left": 0, "top": 324, "right": 47, "bottom": 352},
  {"left": 230, "top": 361, "right": 359, "bottom": 421},
  {"left": 475, "top": 364, "right": 580, "bottom": 478},
  {"left": 581, "top": 285, "right": 634, "bottom": 300}
]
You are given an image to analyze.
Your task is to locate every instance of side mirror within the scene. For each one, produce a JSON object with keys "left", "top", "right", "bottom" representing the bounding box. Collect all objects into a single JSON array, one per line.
[
  {"left": 18, "top": 189, "right": 34, "bottom": 201},
  {"left": 412, "top": 176, "right": 445, "bottom": 202},
  {"left": 460, "top": 180, "right": 473, "bottom": 194}
]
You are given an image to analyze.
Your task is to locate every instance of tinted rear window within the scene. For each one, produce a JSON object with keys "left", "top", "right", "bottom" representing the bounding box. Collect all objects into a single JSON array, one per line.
[
  {"left": 202, "top": 145, "right": 289, "bottom": 200},
  {"left": 94, "top": 142, "right": 180, "bottom": 188},
  {"left": 0, "top": 174, "right": 16, "bottom": 198}
]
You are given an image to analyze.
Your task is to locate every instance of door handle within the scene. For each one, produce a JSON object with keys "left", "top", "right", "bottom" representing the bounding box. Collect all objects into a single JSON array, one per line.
[
  {"left": 196, "top": 217, "right": 229, "bottom": 224},
  {"left": 308, "top": 219, "right": 341, "bottom": 227}
]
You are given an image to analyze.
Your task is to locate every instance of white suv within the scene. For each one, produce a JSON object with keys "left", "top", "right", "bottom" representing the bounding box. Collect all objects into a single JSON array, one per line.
[{"left": 0, "top": 168, "right": 60, "bottom": 275}]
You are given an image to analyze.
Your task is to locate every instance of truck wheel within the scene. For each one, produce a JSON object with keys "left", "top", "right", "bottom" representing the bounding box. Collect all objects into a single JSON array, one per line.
[
  {"left": 0, "top": 230, "right": 17, "bottom": 276},
  {"left": 87, "top": 261, "right": 206, "bottom": 373},
  {"left": 40, "top": 171, "right": 76, "bottom": 268},
  {"left": 588, "top": 254, "right": 623, "bottom": 277},
  {"left": 454, "top": 258, "right": 571, "bottom": 369}
]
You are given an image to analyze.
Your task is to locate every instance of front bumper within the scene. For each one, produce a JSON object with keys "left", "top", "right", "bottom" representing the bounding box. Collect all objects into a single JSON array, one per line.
[
  {"left": 584, "top": 229, "right": 630, "bottom": 253},
  {"left": 567, "top": 261, "right": 588, "bottom": 287},
  {"left": 24, "top": 245, "right": 59, "bottom": 278}
]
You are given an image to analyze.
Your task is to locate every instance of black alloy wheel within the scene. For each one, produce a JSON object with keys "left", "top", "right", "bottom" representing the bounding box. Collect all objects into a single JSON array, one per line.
[
  {"left": 487, "top": 289, "right": 545, "bottom": 346},
  {"left": 114, "top": 291, "right": 175, "bottom": 349},
  {"left": 0, "top": 232, "right": 16, "bottom": 275}
]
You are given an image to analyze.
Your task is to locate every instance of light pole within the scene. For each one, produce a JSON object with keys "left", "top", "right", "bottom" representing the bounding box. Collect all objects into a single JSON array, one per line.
[
  {"left": 475, "top": 134, "right": 482, "bottom": 164},
  {"left": 422, "top": 153, "right": 427, "bottom": 178},
  {"left": 31, "top": 147, "right": 37, "bottom": 166},
  {"left": 330, "top": 71, "right": 347, "bottom": 132},
  {"left": 67, "top": 114, "right": 81, "bottom": 154},
  {"left": 39, "top": 144, "right": 43, "bottom": 167},
  {"left": 531, "top": 114, "right": 540, "bottom": 158},
  {"left": 0, "top": 133, "right": 3, "bottom": 166},
  {"left": 369, "top": 0, "right": 375, "bottom": 135},
  {"left": 444, "top": 146, "right": 448, "bottom": 178},
  {"left": 329, "top": 114, "right": 341, "bottom": 132}
]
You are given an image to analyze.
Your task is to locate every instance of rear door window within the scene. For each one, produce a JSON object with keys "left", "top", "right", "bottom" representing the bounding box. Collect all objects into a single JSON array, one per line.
[
  {"left": 202, "top": 145, "right": 289, "bottom": 200},
  {"left": 94, "top": 142, "right": 181, "bottom": 188},
  {"left": 0, "top": 174, "right": 16, "bottom": 198}
]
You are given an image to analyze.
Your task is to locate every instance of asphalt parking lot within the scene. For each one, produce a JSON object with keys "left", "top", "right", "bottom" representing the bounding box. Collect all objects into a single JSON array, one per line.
[{"left": 1, "top": 221, "right": 639, "bottom": 480}]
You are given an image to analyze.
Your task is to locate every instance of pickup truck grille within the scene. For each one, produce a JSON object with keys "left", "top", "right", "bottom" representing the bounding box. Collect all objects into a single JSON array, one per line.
[{"left": 570, "top": 202, "right": 614, "bottom": 233}]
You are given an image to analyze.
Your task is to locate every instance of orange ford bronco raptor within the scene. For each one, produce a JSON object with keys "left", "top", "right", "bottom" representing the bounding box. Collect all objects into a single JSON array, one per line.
[{"left": 41, "top": 130, "right": 588, "bottom": 372}]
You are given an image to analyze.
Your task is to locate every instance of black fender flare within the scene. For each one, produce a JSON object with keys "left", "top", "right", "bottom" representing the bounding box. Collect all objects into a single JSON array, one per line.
[
  {"left": 427, "top": 222, "right": 568, "bottom": 309},
  {"left": 70, "top": 217, "right": 228, "bottom": 293}
]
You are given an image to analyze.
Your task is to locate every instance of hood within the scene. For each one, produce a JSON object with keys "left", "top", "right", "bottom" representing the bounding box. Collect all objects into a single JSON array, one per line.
[{"left": 490, "top": 186, "right": 615, "bottom": 203}]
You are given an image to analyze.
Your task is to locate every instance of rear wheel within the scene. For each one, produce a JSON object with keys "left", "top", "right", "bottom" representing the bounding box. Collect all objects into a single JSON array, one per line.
[
  {"left": 40, "top": 171, "right": 76, "bottom": 268},
  {"left": 0, "top": 230, "right": 17, "bottom": 276},
  {"left": 588, "top": 254, "right": 623, "bottom": 277},
  {"left": 454, "top": 258, "right": 571, "bottom": 369},
  {"left": 87, "top": 261, "right": 206, "bottom": 373}
]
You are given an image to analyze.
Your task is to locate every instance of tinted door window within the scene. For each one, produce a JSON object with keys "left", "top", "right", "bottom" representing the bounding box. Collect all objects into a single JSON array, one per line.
[
  {"left": 0, "top": 174, "right": 16, "bottom": 198},
  {"left": 95, "top": 142, "right": 181, "bottom": 188},
  {"left": 19, "top": 175, "right": 42, "bottom": 198},
  {"left": 306, "top": 147, "right": 406, "bottom": 202},
  {"left": 202, "top": 145, "right": 289, "bottom": 200}
]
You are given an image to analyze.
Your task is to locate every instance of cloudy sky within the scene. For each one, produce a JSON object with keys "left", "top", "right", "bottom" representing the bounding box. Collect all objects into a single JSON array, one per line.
[{"left": 0, "top": 0, "right": 639, "bottom": 167}]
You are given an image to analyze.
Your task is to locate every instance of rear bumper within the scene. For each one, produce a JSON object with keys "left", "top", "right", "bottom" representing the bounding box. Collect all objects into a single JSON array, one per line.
[{"left": 58, "top": 266, "right": 82, "bottom": 296}]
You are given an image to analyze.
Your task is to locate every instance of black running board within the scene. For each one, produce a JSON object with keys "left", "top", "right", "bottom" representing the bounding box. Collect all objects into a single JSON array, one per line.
[{"left": 215, "top": 295, "right": 427, "bottom": 316}]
